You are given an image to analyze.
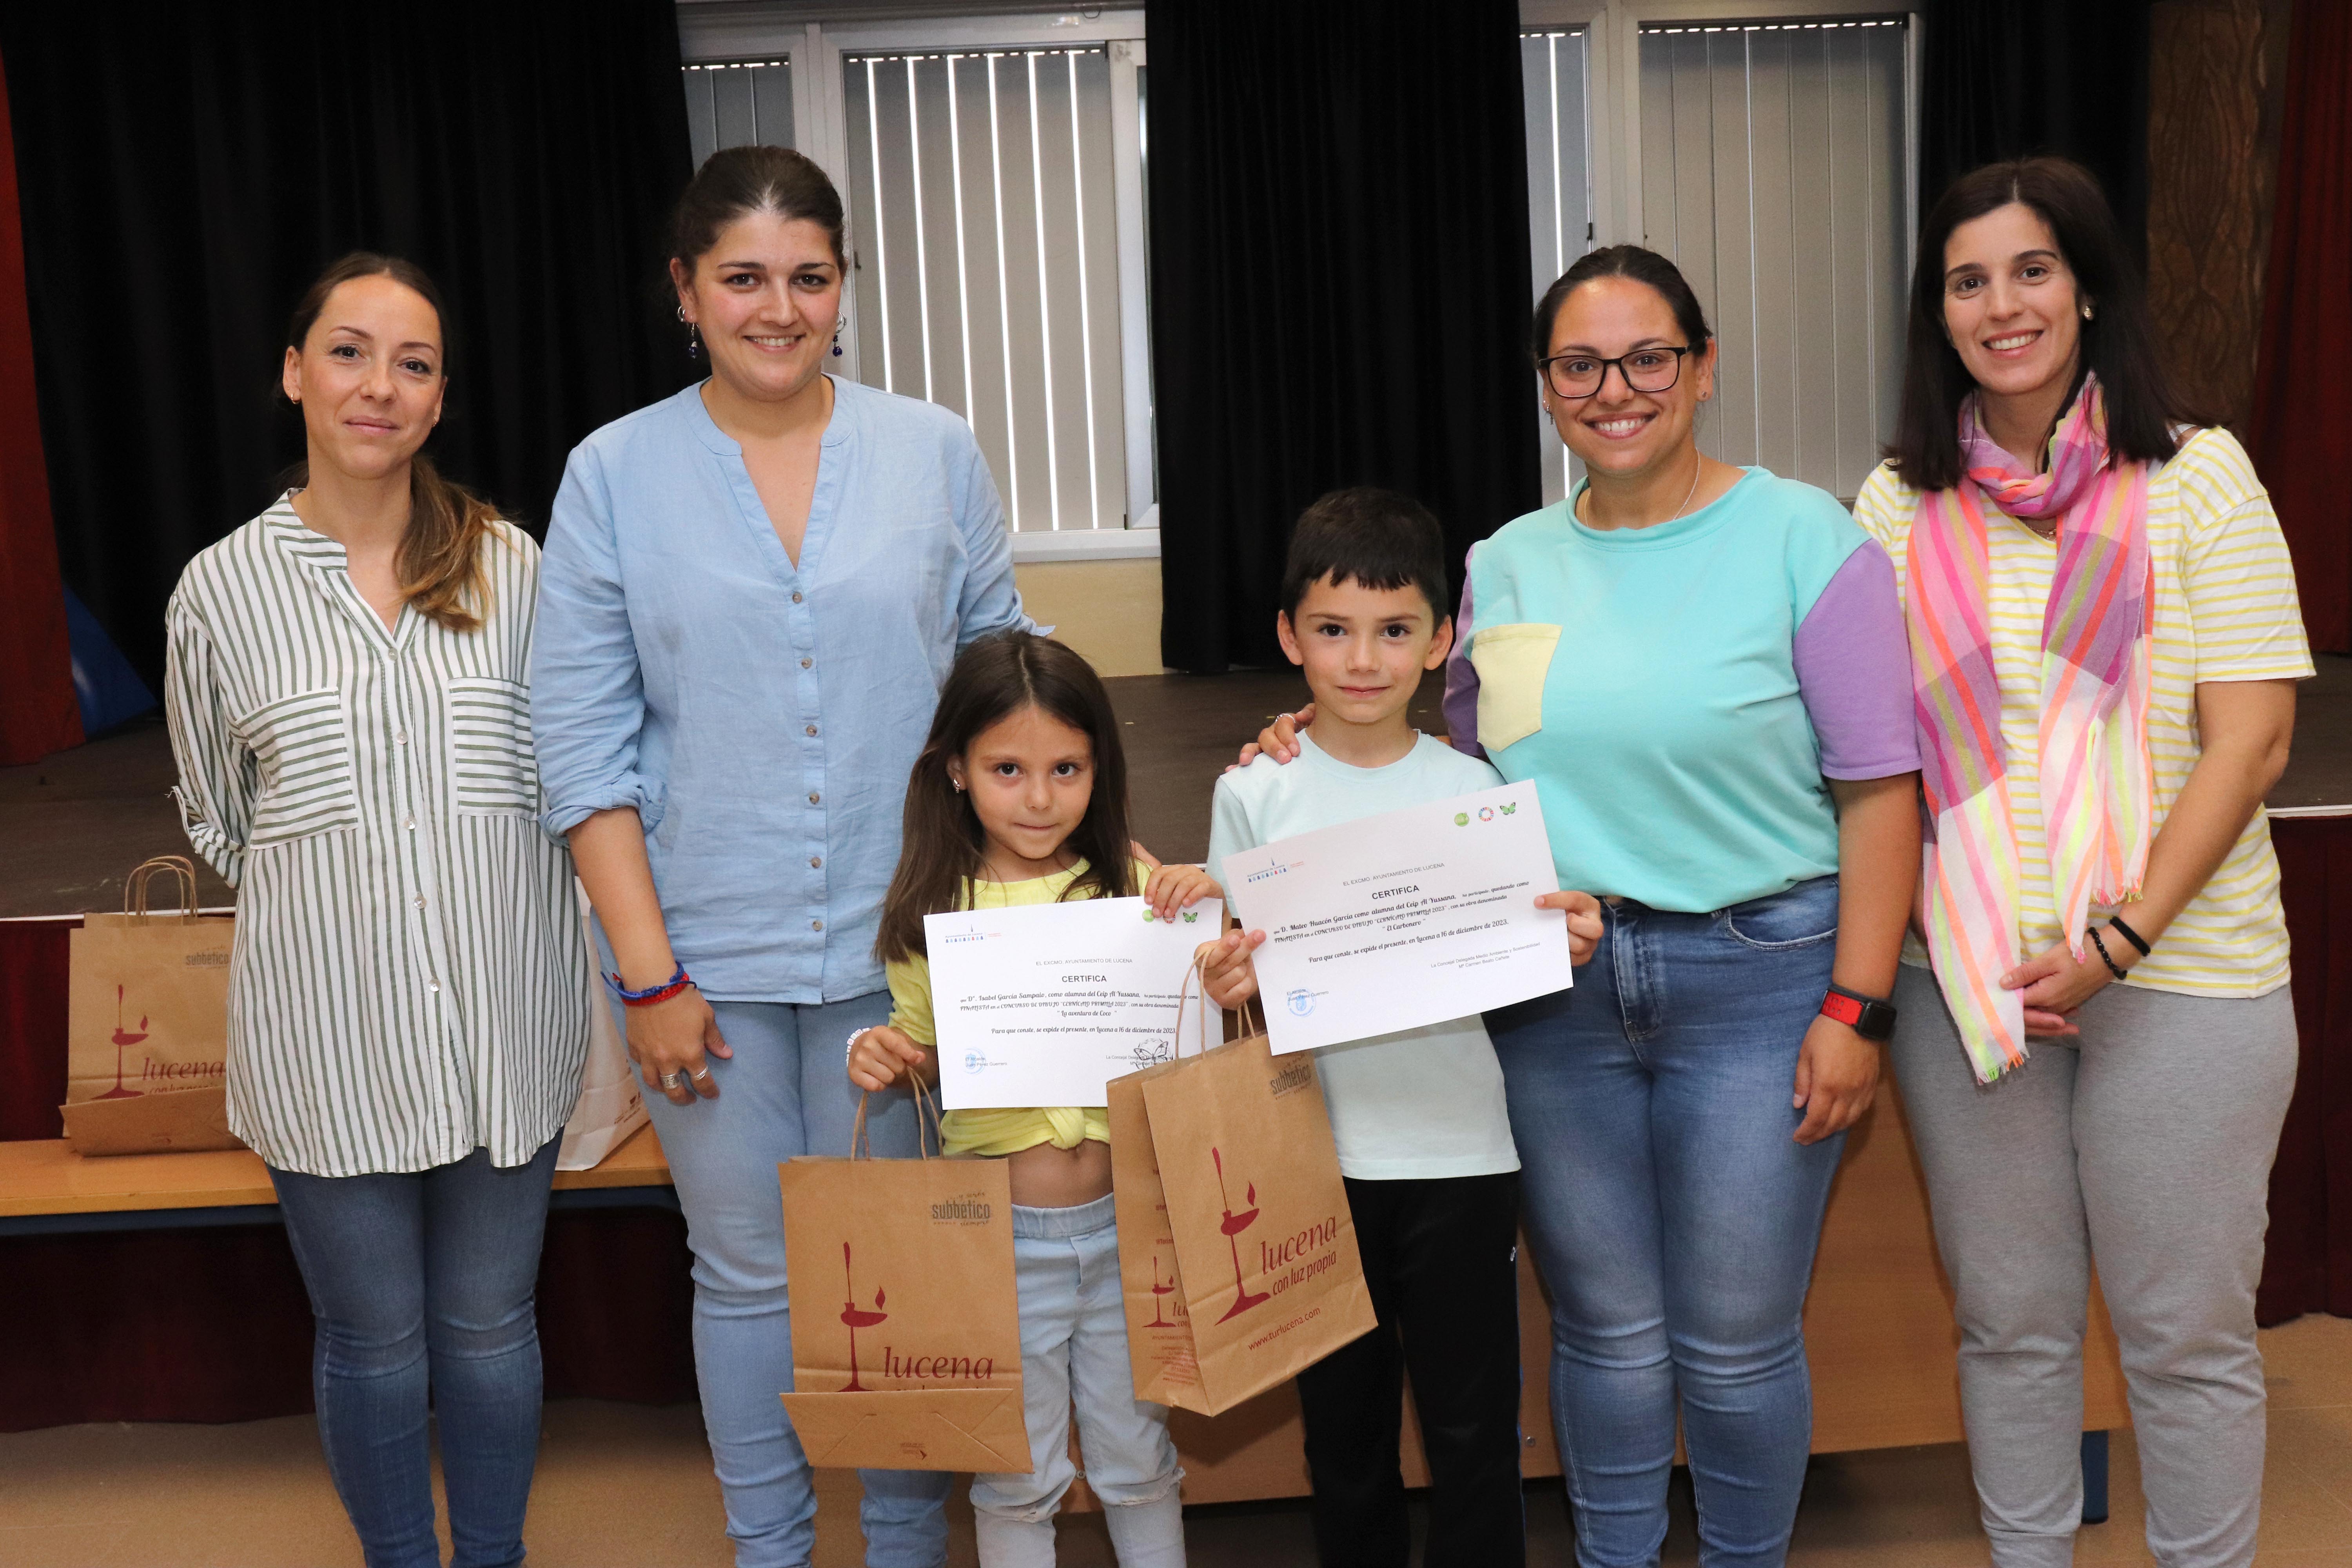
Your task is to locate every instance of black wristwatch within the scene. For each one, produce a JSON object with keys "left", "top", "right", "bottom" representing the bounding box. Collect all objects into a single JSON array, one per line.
[{"left": 1820, "top": 983, "right": 1898, "bottom": 1042}]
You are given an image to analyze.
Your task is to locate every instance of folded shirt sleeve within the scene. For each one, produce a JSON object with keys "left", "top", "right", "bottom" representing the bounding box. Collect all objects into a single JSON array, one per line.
[
  {"left": 162, "top": 595, "right": 251, "bottom": 888},
  {"left": 530, "top": 445, "right": 667, "bottom": 840}
]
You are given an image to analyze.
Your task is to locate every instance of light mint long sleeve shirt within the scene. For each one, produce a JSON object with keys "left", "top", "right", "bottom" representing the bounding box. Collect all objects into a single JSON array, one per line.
[{"left": 531, "top": 377, "right": 1030, "bottom": 1002}]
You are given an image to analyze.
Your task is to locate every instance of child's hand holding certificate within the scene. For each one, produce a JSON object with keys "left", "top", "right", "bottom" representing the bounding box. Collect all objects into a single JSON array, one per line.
[
  {"left": 926, "top": 897, "right": 1225, "bottom": 1108},
  {"left": 1219, "top": 780, "right": 1574, "bottom": 1053}
]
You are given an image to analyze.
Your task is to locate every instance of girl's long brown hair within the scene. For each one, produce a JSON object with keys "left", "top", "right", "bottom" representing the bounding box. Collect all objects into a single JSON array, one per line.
[
  {"left": 283, "top": 252, "right": 501, "bottom": 633},
  {"left": 875, "top": 632, "right": 1136, "bottom": 964}
]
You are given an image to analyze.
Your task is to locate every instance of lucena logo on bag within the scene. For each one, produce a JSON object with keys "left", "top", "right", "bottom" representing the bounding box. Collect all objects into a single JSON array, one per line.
[
  {"left": 835, "top": 1240, "right": 998, "bottom": 1390},
  {"left": 91, "top": 984, "right": 227, "bottom": 1100}
]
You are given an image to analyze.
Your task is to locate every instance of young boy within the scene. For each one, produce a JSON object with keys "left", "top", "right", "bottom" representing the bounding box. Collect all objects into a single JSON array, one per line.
[{"left": 1198, "top": 487, "right": 1599, "bottom": 1567}]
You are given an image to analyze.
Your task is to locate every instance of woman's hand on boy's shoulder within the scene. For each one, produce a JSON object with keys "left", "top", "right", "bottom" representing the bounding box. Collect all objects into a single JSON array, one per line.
[
  {"left": 1198, "top": 927, "right": 1265, "bottom": 1009},
  {"left": 1536, "top": 889, "right": 1604, "bottom": 966},
  {"left": 1144, "top": 862, "right": 1220, "bottom": 920},
  {"left": 848, "top": 1025, "right": 931, "bottom": 1093},
  {"left": 1229, "top": 705, "right": 1316, "bottom": 772}
]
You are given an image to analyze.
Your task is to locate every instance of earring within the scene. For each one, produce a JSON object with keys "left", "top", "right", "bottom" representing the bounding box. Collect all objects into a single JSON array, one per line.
[
  {"left": 687, "top": 323, "right": 701, "bottom": 360},
  {"left": 2081, "top": 303, "right": 2095, "bottom": 321},
  {"left": 831, "top": 317, "right": 845, "bottom": 359},
  {"left": 952, "top": 779, "right": 965, "bottom": 793}
]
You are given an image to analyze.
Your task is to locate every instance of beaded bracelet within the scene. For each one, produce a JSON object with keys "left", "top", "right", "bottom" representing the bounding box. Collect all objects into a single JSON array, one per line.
[
  {"left": 606, "top": 963, "right": 693, "bottom": 1007},
  {"left": 2085, "top": 926, "right": 2129, "bottom": 983}
]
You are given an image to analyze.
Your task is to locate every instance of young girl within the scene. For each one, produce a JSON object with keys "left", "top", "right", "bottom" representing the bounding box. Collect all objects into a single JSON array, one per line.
[{"left": 849, "top": 631, "right": 1209, "bottom": 1568}]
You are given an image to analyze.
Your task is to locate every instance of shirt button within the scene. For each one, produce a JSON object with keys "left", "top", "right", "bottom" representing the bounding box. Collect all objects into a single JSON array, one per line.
[
  {"left": 394, "top": 730, "right": 409, "bottom": 745},
  {"left": 791, "top": 591, "right": 804, "bottom": 604},
  {"left": 402, "top": 816, "right": 416, "bottom": 831},
  {"left": 809, "top": 856, "right": 822, "bottom": 868},
  {"left": 800, "top": 657, "right": 812, "bottom": 669},
  {"left": 413, "top": 896, "right": 426, "bottom": 910},
  {"left": 428, "top": 982, "right": 441, "bottom": 994},
  {"left": 805, "top": 725, "right": 818, "bottom": 737},
  {"left": 811, "top": 919, "right": 824, "bottom": 932},
  {"left": 808, "top": 792, "right": 820, "bottom": 805}
]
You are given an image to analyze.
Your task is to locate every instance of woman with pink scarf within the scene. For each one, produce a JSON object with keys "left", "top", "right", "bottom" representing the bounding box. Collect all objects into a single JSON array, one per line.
[{"left": 1854, "top": 156, "right": 2310, "bottom": 1568}]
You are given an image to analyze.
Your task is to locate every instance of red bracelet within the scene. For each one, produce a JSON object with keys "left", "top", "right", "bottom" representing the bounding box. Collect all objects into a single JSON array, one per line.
[{"left": 608, "top": 964, "right": 693, "bottom": 1007}]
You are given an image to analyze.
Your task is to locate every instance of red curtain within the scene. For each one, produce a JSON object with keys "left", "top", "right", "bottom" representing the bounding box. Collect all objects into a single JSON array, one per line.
[
  {"left": 0, "top": 51, "right": 85, "bottom": 764},
  {"left": 2250, "top": 0, "right": 2352, "bottom": 652}
]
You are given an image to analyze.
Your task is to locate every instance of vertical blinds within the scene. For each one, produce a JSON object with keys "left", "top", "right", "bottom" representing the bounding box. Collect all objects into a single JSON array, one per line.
[
  {"left": 684, "top": 60, "right": 796, "bottom": 171},
  {"left": 844, "top": 49, "right": 1129, "bottom": 533},
  {"left": 1639, "top": 18, "right": 1908, "bottom": 502},
  {"left": 1521, "top": 29, "right": 1593, "bottom": 506}
]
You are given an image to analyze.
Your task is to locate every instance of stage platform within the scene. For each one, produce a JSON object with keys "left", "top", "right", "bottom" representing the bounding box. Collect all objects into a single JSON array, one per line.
[{"left": 2, "top": 660, "right": 2344, "bottom": 919}]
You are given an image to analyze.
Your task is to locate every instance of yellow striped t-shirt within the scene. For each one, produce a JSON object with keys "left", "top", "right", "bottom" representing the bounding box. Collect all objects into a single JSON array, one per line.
[{"left": 1853, "top": 427, "right": 2313, "bottom": 998}]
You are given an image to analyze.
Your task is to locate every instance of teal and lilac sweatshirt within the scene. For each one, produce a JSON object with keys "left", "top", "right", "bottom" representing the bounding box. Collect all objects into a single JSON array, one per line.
[{"left": 1441, "top": 467, "right": 1918, "bottom": 913}]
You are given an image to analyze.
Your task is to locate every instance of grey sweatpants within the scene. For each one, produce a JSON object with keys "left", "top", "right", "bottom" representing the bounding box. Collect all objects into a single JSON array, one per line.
[{"left": 1889, "top": 965, "right": 2298, "bottom": 1568}]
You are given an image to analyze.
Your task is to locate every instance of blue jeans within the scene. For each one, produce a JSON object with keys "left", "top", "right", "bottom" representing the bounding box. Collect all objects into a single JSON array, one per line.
[
  {"left": 267, "top": 1136, "right": 562, "bottom": 1568},
  {"left": 968, "top": 1194, "right": 1184, "bottom": 1568},
  {"left": 642, "top": 993, "right": 951, "bottom": 1568},
  {"left": 1487, "top": 877, "right": 1847, "bottom": 1568}
]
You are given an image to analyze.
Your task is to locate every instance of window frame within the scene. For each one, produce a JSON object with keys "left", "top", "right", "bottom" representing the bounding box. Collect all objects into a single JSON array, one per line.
[
  {"left": 677, "top": 7, "right": 1158, "bottom": 561},
  {"left": 1521, "top": 0, "right": 1920, "bottom": 261}
]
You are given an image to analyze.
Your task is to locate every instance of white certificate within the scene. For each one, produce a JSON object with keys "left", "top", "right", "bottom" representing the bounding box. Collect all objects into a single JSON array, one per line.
[
  {"left": 1221, "top": 781, "right": 1572, "bottom": 1053},
  {"left": 927, "top": 896, "right": 1225, "bottom": 1109}
]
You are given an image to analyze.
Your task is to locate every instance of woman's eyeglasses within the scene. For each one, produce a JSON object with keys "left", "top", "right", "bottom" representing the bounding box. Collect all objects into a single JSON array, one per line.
[{"left": 1541, "top": 345, "right": 1691, "bottom": 400}]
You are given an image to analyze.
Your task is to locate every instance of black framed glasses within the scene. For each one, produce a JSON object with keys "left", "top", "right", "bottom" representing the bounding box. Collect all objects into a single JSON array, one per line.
[{"left": 1541, "top": 345, "right": 1691, "bottom": 400}]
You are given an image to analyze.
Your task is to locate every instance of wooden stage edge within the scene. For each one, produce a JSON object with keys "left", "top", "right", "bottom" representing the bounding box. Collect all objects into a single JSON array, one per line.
[
  {"left": 0, "top": 1098, "right": 2130, "bottom": 1472},
  {"left": 0, "top": 1120, "right": 671, "bottom": 1217}
]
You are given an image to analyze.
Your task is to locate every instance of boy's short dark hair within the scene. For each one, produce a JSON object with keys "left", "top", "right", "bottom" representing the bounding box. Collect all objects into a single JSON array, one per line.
[{"left": 1279, "top": 487, "right": 1452, "bottom": 623}]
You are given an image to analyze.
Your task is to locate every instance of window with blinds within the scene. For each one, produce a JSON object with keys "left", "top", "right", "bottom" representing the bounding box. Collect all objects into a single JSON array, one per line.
[
  {"left": 684, "top": 60, "right": 796, "bottom": 169},
  {"left": 1522, "top": 28, "right": 1594, "bottom": 506},
  {"left": 844, "top": 48, "right": 1130, "bottom": 535},
  {"left": 1637, "top": 18, "right": 1909, "bottom": 502}
]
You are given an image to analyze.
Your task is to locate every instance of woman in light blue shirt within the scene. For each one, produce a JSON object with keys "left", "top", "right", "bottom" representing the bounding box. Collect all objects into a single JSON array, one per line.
[{"left": 531, "top": 146, "right": 1027, "bottom": 1568}]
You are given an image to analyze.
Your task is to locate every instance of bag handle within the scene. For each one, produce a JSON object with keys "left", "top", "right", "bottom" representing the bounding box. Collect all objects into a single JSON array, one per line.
[
  {"left": 1175, "top": 949, "right": 1267, "bottom": 1056},
  {"left": 847, "top": 1071, "right": 946, "bottom": 1161},
  {"left": 123, "top": 856, "right": 200, "bottom": 921}
]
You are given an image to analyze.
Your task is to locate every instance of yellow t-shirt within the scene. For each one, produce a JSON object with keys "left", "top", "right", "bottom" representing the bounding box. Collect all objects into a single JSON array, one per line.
[
  {"left": 1853, "top": 427, "right": 2313, "bottom": 997},
  {"left": 886, "top": 858, "right": 1155, "bottom": 1156}
]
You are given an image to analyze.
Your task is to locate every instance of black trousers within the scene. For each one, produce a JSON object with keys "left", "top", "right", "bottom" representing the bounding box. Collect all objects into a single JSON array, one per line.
[{"left": 1295, "top": 1171, "right": 1525, "bottom": 1568}]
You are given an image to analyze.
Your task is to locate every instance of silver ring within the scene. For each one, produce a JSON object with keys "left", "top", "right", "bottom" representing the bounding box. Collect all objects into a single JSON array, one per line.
[
  {"left": 689, "top": 1066, "right": 713, "bottom": 1082},
  {"left": 659, "top": 1071, "right": 682, "bottom": 1091}
]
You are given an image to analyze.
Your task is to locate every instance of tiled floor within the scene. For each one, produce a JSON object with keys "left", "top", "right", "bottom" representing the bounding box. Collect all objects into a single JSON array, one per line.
[{"left": 2, "top": 1315, "right": 2345, "bottom": 1567}]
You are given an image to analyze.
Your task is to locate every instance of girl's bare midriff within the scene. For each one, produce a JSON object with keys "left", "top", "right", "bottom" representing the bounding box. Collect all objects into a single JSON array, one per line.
[{"left": 1002, "top": 1138, "right": 1114, "bottom": 1208}]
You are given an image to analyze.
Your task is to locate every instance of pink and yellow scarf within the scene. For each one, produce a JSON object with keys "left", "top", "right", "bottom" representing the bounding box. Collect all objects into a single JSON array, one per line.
[{"left": 1905, "top": 376, "right": 2154, "bottom": 1082}]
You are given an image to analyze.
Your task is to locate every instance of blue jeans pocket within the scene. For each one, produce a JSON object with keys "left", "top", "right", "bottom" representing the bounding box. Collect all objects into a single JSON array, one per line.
[{"left": 1719, "top": 875, "right": 1841, "bottom": 951}]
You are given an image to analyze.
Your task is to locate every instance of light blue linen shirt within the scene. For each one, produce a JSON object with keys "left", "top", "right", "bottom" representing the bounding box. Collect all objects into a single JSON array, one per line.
[{"left": 531, "top": 377, "right": 1030, "bottom": 1003}]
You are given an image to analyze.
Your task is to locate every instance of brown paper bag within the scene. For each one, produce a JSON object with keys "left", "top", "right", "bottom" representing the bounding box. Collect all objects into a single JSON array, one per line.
[
  {"left": 1111, "top": 969, "right": 1377, "bottom": 1415},
  {"left": 62, "top": 858, "right": 244, "bottom": 1156},
  {"left": 778, "top": 1083, "right": 1030, "bottom": 1473}
]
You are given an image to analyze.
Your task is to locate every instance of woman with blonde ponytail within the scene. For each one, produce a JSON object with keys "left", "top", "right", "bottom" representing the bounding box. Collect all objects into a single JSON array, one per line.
[{"left": 164, "top": 252, "right": 590, "bottom": 1568}]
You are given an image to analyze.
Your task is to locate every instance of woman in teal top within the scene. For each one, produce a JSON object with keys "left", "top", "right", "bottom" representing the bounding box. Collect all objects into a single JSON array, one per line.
[
  {"left": 1466, "top": 247, "right": 1920, "bottom": 1568},
  {"left": 1250, "top": 245, "right": 1922, "bottom": 1564}
]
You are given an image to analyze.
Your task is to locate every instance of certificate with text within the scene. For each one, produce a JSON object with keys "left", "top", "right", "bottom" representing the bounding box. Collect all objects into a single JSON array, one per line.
[
  {"left": 928, "top": 896, "right": 1225, "bottom": 1109},
  {"left": 1222, "top": 781, "right": 1572, "bottom": 1054}
]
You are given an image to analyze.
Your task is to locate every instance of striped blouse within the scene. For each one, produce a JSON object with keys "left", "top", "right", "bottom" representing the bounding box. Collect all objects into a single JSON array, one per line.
[
  {"left": 1854, "top": 428, "right": 2314, "bottom": 998},
  {"left": 164, "top": 496, "right": 590, "bottom": 1176}
]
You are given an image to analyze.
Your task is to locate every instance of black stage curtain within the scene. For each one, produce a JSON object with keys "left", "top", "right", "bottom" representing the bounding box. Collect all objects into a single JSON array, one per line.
[
  {"left": 0, "top": 1, "right": 696, "bottom": 693},
  {"left": 1146, "top": 0, "right": 1542, "bottom": 673},
  {"left": 1920, "top": 0, "right": 2154, "bottom": 254}
]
